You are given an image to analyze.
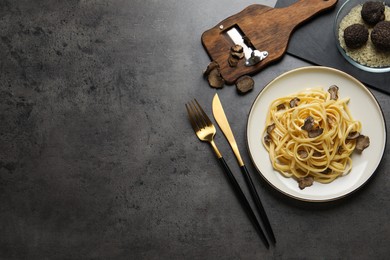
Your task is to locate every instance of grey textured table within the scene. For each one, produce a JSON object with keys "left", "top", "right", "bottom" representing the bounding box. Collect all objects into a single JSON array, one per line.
[{"left": 1, "top": 0, "right": 389, "bottom": 259}]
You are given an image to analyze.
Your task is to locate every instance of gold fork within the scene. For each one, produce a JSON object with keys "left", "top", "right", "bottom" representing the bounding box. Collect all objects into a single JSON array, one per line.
[
  {"left": 185, "top": 99, "right": 270, "bottom": 249},
  {"left": 185, "top": 99, "right": 222, "bottom": 158}
]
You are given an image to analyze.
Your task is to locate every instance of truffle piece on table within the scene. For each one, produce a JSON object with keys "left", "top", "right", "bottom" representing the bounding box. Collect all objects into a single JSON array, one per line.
[
  {"left": 207, "top": 68, "right": 224, "bottom": 88},
  {"left": 204, "top": 61, "right": 225, "bottom": 88},
  {"left": 235, "top": 75, "right": 254, "bottom": 94}
]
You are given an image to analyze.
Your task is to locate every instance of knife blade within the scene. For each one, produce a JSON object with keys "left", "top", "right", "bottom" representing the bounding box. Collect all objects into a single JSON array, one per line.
[
  {"left": 212, "top": 93, "right": 244, "bottom": 167},
  {"left": 212, "top": 93, "right": 276, "bottom": 245}
]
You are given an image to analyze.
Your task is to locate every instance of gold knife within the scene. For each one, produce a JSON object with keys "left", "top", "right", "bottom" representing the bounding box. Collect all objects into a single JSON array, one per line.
[{"left": 212, "top": 93, "right": 276, "bottom": 245}]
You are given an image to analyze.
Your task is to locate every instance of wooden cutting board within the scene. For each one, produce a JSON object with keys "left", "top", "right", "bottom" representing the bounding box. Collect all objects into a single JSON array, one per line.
[{"left": 201, "top": 0, "right": 338, "bottom": 84}]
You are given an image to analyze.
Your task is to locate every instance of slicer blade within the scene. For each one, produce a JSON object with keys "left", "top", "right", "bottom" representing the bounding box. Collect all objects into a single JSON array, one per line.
[
  {"left": 226, "top": 27, "right": 268, "bottom": 66},
  {"left": 226, "top": 27, "right": 253, "bottom": 60}
]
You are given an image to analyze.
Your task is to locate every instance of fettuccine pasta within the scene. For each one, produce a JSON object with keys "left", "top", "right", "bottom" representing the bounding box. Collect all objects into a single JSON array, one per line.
[{"left": 262, "top": 86, "right": 369, "bottom": 189}]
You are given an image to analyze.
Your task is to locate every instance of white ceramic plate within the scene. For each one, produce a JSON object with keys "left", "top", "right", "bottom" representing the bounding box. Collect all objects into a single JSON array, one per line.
[{"left": 247, "top": 66, "right": 386, "bottom": 202}]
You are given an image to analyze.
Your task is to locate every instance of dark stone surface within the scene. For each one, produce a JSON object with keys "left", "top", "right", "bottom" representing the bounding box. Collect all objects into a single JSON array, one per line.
[{"left": 0, "top": 0, "right": 389, "bottom": 259}]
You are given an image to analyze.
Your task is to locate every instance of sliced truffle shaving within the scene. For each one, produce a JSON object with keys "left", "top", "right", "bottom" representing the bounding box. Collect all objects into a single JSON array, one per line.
[
  {"left": 267, "top": 123, "right": 275, "bottom": 134},
  {"left": 264, "top": 134, "right": 272, "bottom": 145},
  {"left": 308, "top": 128, "right": 323, "bottom": 138},
  {"left": 231, "top": 51, "right": 245, "bottom": 60},
  {"left": 355, "top": 135, "right": 370, "bottom": 152},
  {"left": 229, "top": 44, "right": 244, "bottom": 66},
  {"left": 207, "top": 68, "right": 224, "bottom": 88},
  {"left": 301, "top": 116, "right": 314, "bottom": 131},
  {"left": 231, "top": 44, "right": 244, "bottom": 53},
  {"left": 298, "top": 150, "right": 308, "bottom": 159},
  {"left": 298, "top": 176, "right": 314, "bottom": 190},
  {"left": 204, "top": 61, "right": 219, "bottom": 76},
  {"left": 236, "top": 75, "right": 254, "bottom": 94},
  {"left": 289, "top": 97, "right": 300, "bottom": 108},
  {"left": 277, "top": 104, "right": 285, "bottom": 111},
  {"left": 228, "top": 55, "right": 239, "bottom": 67},
  {"left": 346, "top": 131, "right": 360, "bottom": 140},
  {"left": 328, "top": 85, "right": 339, "bottom": 100}
]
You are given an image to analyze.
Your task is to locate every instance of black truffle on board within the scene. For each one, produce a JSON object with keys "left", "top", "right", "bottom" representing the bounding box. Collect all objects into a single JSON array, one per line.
[
  {"left": 344, "top": 23, "right": 369, "bottom": 48},
  {"left": 361, "top": 1, "right": 385, "bottom": 25},
  {"left": 371, "top": 21, "right": 390, "bottom": 51}
]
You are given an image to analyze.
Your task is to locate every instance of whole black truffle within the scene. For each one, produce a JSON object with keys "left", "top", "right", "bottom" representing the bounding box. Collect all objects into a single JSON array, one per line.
[
  {"left": 371, "top": 21, "right": 390, "bottom": 51},
  {"left": 344, "top": 24, "right": 369, "bottom": 48},
  {"left": 361, "top": 1, "right": 385, "bottom": 25}
]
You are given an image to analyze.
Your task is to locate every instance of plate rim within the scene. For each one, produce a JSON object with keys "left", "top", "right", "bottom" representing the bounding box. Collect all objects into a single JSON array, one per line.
[{"left": 246, "top": 66, "right": 387, "bottom": 202}]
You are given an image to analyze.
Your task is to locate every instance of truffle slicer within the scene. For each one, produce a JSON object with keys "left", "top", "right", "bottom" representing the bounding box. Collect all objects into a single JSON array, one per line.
[{"left": 201, "top": 0, "right": 338, "bottom": 84}]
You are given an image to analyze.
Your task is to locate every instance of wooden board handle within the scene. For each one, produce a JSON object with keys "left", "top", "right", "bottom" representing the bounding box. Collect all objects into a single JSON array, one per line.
[
  {"left": 201, "top": 0, "right": 338, "bottom": 84},
  {"left": 280, "top": 0, "right": 338, "bottom": 25}
]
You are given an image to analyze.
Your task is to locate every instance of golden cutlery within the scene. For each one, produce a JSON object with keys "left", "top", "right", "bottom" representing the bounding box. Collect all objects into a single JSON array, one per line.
[
  {"left": 212, "top": 93, "right": 276, "bottom": 245},
  {"left": 185, "top": 99, "right": 269, "bottom": 249}
]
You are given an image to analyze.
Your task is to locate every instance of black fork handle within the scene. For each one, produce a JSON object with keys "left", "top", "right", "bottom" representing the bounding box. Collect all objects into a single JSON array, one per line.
[
  {"left": 217, "top": 157, "right": 270, "bottom": 249},
  {"left": 241, "top": 165, "right": 276, "bottom": 244}
]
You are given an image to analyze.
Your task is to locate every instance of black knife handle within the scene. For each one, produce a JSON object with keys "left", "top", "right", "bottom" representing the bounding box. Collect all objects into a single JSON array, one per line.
[
  {"left": 217, "top": 157, "right": 270, "bottom": 249},
  {"left": 241, "top": 165, "right": 276, "bottom": 244}
]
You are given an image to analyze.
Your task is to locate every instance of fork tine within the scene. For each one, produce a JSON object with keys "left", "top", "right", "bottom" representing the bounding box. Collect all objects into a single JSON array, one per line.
[
  {"left": 186, "top": 103, "right": 200, "bottom": 133},
  {"left": 190, "top": 100, "right": 207, "bottom": 129},
  {"left": 194, "top": 99, "right": 213, "bottom": 127}
]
